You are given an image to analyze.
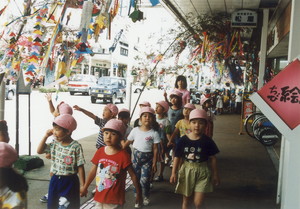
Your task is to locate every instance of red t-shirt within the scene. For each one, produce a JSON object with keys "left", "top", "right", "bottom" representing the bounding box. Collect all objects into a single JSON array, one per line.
[{"left": 91, "top": 147, "right": 131, "bottom": 205}]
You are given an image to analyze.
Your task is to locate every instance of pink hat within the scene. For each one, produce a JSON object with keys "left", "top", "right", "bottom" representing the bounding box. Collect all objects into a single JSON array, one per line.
[
  {"left": 170, "top": 89, "right": 183, "bottom": 97},
  {"left": 58, "top": 102, "right": 73, "bottom": 115},
  {"left": 53, "top": 114, "right": 77, "bottom": 132},
  {"left": 140, "top": 106, "right": 155, "bottom": 117},
  {"left": 139, "top": 101, "right": 151, "bottom": 107},
  {"left": 189, "top": 109, "right": 208, "bottom": 121},
  {"left": 184, "top": 103, "right": 196, "bottom": 110},
  {"left": 106, "top": 104, "right": 119, "bottom": 117},
  {"left": 119, "top": 108, "right": 130, "bottom": 114},
  {"left": 0, "top": 142, "right": 18, "bottom": 167},
  {"left": 200, "top": 97, "right": 211, "bottom": 106},
  {"left": 102, "top": 119, "right": 126, "bottom": 137},
  {"left": 156, "top": 100, "right": 169, "bottom": 113}
]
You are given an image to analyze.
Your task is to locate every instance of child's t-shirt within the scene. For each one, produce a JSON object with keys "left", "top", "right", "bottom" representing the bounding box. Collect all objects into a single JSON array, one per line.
[
  {"left": 92, "top": 147, "right": 131, "bottom": 205},
  {"left": 46, "top": 140, "right": 85, "bottom": 175},
  {"left": 156, "top": 117, "right": 172, "bottom": 144},
  {"left": 168, "top": 107, "right": 183, "bottom": 132},
  {"left": 175, "top": 135, "right": 220, "bottom": 163},
  {"left": 95, "top": 117, "right": 108, "bottom": 149},
  {"left": 127, "top": 127, "right": 161, "bottom": 152},
  {"left": 175, "top": 119, "right": 191, "bottom": 137}
]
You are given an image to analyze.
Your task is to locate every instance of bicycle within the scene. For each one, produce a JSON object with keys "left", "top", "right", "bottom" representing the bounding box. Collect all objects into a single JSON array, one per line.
[{"left": 244, "top": 112, "right": 281, "bottom": 146}]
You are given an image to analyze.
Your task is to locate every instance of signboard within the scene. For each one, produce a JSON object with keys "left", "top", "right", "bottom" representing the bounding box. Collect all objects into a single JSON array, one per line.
[
  {"left": 231, "top": 10, "right": 257, "bottom": 28},
  {"left": 257, "top": 59, "right": 300, "bottom": 130},
  {"left": 243, "top": 101, "right": 254, "bottom": 120},
  {"left": 17, "top": 71, "right": 32, "bottom": 94}
]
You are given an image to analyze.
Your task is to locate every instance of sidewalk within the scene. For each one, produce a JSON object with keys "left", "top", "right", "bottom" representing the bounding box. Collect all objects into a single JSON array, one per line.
[{"left": 24, "top": 114, "right": 280, "bottom": 209}]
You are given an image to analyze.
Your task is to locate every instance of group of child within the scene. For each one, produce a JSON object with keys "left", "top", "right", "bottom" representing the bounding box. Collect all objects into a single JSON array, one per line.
[{"left": 0, "top": 79, "right": 220, "bottom": 209}]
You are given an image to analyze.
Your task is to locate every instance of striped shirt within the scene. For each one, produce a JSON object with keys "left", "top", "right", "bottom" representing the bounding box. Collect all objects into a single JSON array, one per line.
[{"left": 95, "top": 117, "right": 108, "bottom": 149}]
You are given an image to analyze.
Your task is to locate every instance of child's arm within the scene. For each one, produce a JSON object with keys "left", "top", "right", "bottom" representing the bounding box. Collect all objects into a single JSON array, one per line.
[
  {"left": 45, "top": 93, "right": 56, "bottom": 115},
  {"left": 127, "top": 165, "right": 143, "bottom": 206},
  {"left": 210, "top": 155, "right": 220, "bottom": 186},
  {"left": 78, "top": 165, "right": 86, "bottom": 190},
  {"left": 73, "top": 105, "right": 97, "bottom": 120},
  {"left": 163, "top": 90, "right": 169, "bottom": 103},
  {"left": 37, "top": 129, "right": 53, "bottom": 154},
  {"left": 169, "top": 157, "right": 181, "bottom": 184},
  {"left": 168, "top": 128, "right": 179, "bottom": 147},
  {"left": 152, "top": 143, "right": 158, "bottom": 174},
  {"left": 80, "top": 164, "right": 97, "bottom": 197},
  {"left": 122, "top": 139, "right": 132, "bottom": 149}
]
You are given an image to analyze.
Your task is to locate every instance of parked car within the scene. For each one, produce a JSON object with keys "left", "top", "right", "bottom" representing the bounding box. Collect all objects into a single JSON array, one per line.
[
  {"left": 90, "top": 76, "right": 126, "bottom": 104},
  {"left": 68, "top": 74, "right": 97, "bottom": 95},
  {"left": 5, "top": 84, "right": 16, "bottom": 100}
]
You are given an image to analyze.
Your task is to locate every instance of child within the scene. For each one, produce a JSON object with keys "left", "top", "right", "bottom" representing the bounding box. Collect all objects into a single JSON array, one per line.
[
  {"left": 133, "top": 101, "right": 151, "bottom": 127},
  {"left": 0, "top": 142, "right": 28, "bottom": 209},
  {"left": 80, "top": 119, "right": 143, "bottom": 209},
  {"left": 166, "top": 89, "right": 184, "bottom": 167},
  {"left": 41, "top": 94, "right": 73, "bottom": 203},
  {"left": 0, "top": 120, "right": 9, "bottom": 142},
  {"left": 170, "top": 109, "right": 220, "bottom": 209},
  {"left": 73, "top": 104, "right": 118, "bottom": 149},
  {"left": 164, "top": 75, "right": 190, "bottom": 105},
  {"left": 154, "top": 100, "right": 172, "bottom": 182},
  {"left": 124, "top": 107, "right": 160, "bottom": 206},
  {"left": 168, "top": 103, "right": 196, "bottom": 147},
  {"left": 118, "top": 108, "right": 133, "bottom": 155},
  {"left": 37, "top": 114, "right": 86, "bottom": 209},
  {"left": 200, "top": 97, "right": 215, "bottom": 138},
  {"left": 45, "top": 93, "right": 73, "bottom": 117}
]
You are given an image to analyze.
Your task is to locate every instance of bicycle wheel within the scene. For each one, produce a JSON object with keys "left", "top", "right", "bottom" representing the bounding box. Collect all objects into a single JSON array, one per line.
[
  {"left": 252, "top": 115, "right": 268, "bottom": 140},
  {"left": 258, "top": 127, "right": 280, "bottom": 146},
  {"left": 244, "top": 112, "right": 264, "bottom": 138}
]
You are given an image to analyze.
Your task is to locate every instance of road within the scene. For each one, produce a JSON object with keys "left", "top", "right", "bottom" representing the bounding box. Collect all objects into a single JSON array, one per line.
[{"left": 4, "top": 88, "right": 165, "bottom": 155}]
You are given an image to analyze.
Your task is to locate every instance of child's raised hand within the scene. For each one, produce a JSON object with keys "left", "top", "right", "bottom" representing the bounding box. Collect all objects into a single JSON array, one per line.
[
  {"left": 45, "top": 93, "right": 52, "bottom": 102},
  {"left": 73, "top": 105, "right": 81, "bottom": 111},
  {"left": 45, "top": 129, "right": 53, "bottom": 137},
  {"left": 163, "top": 90, "right": 167, "bottom": 98}
]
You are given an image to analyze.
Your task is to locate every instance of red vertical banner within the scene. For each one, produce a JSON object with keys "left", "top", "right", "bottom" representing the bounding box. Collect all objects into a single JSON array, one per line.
[{"left": 243, "top": 101, "right": 254, "bottom": 120}]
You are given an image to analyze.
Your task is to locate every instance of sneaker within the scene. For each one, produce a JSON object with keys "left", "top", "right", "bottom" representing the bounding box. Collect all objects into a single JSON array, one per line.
[
  {"left": 150, "top": 183, "right": 153, "bottom": 189},
  {"left": 154, "top": 176, "right": 164, "bottom": 182},
  {"left": 39, "top": 194, "right": 48, "bottom": 203},
  {"left": 134, "top": 203, "right": 142, "bottom": 208},
  {"left": 143, "top": 197, "right": 150, "bottom": 206},
  {"left": 164, "top": 157, "right": 170, "bottom": 165}
]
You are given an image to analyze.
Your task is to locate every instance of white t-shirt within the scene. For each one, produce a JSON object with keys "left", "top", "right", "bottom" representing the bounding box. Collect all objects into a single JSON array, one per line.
[{"left": 127, "top": 127, "right": 161, "bottom": 152}]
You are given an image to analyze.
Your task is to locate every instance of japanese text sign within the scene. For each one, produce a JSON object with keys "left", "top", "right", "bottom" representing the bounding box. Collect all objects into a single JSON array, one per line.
[{"left": 258, "top": 59, "right": 300, "bottom": 130}]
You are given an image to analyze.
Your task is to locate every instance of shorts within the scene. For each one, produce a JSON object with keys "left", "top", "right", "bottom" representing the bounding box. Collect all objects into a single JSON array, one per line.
[
  {"left": 175, "top": 161, "right": 213, "bottom": 197},
  {"left": 95, "top": 202, "right": 122, "bottom": 209}
]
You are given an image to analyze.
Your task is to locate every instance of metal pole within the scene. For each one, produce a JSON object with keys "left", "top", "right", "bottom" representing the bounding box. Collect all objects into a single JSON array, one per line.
[
  {"left": 0, "top": 81, "right": 5, "bottom": 120},
  {"left": 16, "top": 81, "right": 19, "bottom": 154},
  {"left": 257, "top": 9, "right": 269, "bottom": 90},
  {"left": 28, "top": 94, "right": 31, "bottom": 156}
]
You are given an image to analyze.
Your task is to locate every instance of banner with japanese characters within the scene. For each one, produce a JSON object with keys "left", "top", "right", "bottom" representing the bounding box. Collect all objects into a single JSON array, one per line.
[{"left": 257, "top": 59, "right": 300, "bottom": 130}]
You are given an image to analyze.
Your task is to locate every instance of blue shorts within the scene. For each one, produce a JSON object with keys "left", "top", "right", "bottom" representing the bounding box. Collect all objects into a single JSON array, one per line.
[{"left": 47, "top": 174, "right": 80, "bottom": 209}]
